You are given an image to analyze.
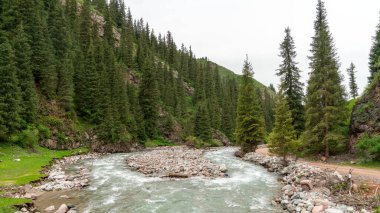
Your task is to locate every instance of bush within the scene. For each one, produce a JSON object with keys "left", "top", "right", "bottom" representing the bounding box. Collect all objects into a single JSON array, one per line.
[
  {"left": 185, "top": 136, "right": 223, "bottom": 148},
  {"left": 145, "top": 138, "right": 176, "bottom": 148},
  {"left": 37, "top": 124, "right": 52, "bottom": 140},
  {"left": 357, "top": 134, "right": 380, "bottom": 161},
  {"left": 10, "top": 127, "right": 39, "bottom": 148}
]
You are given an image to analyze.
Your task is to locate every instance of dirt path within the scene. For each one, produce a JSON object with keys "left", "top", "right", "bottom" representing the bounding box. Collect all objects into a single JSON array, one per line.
[{"left": 256, "top": 147, "right": 380, "bottom": 183}]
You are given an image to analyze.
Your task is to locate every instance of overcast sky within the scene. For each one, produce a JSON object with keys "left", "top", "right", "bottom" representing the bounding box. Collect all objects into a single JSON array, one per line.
[{"left": 125, "top": 0, "right": 380, "bottom": 94}]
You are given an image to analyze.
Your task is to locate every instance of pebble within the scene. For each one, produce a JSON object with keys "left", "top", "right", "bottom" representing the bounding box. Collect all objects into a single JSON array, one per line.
[
  {"left": 242, "top": 152, "right": 369, "bottom": 213},
  {"left": 126, "top": 146, "right": 227, "bottom": 178},
  {"left": 45, "top": 205, "right": 55, "bottom": 211},
  {"left": 37, "top": 153, "right": 100, "bottom": 191}
]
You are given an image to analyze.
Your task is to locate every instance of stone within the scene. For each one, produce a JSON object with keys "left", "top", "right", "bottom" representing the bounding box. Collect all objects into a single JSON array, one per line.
[
  {"left": 67, "top": 210, "right": 77, "bottom": 213},
  {"left": 55, "top": 204, "right": 68, "bottom": 213},
  {"left": 325, "top": 208, "right": 343, "bottom": 213},
  {"left": 21, "top": 207, "right": 28, "bottom": 212},
  {"left": 296, "top": 206, "right": 301, "bottom": 212},
  {"left": 45, "top": 206, "right": 55, "bottom": 211},
  {"left": 312, "top": 205, "right": 324, "bottom": 213},
  {"left": 282, "top": 184, "right": 292, "bottom": 191},
  {"left": 60, "top": 195, "right": 70, "bottom": 199},
  {"left": 346, "top": 207, "right": 355, "bottom": 212},
  {"left": 352, "top": 183, "right": 358, "bottom": 192},
  {"left": 13, "top": 158, "right": 21, "bottom": 162},
  {"left": 300, "top": 180, "right": 313, "bottom": 190}
]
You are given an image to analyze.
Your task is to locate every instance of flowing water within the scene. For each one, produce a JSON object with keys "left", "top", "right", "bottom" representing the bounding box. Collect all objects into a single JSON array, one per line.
[{"left": 70, "top": 147, "right": 282, "bottom": 213}]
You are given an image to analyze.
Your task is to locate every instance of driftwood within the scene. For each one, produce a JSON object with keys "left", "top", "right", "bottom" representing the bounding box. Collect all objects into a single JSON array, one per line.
[{"left": 165, "top": 173, "right": 189, "bottom": 178}]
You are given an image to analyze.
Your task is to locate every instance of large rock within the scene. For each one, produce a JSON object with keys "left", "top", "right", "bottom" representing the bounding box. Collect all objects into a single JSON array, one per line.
[
  {"left": 349, "top": 78, "right": 380, "bottom": 153},
  {"left": 55, "top": 204, "right": 68, "bottom": 213}
]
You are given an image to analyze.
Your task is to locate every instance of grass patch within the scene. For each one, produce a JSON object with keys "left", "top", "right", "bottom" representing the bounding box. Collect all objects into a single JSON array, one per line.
[
  {"left": 145, "top": 138, "right": 176, "bottom": 148},
  {"left": 355, "top": 160, "right": 380, "bottom": 169},
  {"left": 0, "top": 198, "right": 32, "bottom": 213},
  {"left": 0, "top": 144, "right": 88, "bottom": 186}
]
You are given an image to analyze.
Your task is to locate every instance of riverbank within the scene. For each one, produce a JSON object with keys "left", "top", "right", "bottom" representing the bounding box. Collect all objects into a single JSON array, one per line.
[
  {"left": 242, "top": 151, "right": 378, "bottom": 213},
  {"left": 0, "top": 144, "right": 90, "bottom": 213}
]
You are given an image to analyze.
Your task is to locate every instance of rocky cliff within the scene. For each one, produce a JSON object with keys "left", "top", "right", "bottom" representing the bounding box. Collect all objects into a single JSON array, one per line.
[{"left": 349, "top": 77, "right": 380, "bottom": 153}]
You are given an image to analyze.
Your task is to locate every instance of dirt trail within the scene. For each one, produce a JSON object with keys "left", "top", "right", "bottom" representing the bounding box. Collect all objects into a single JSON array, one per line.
[{"left": 256, "top": 147, "right": 380, "bottom": 183}]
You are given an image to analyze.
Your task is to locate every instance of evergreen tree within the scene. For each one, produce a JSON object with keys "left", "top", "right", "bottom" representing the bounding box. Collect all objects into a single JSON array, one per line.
[
  {"left": 268, "top": 92, "right": 297, "bottom": 162},
  {"left": 235, "top": 56, "right": 265, "bottom": 153},
  {"left": 369, "top": 14, "right": 380, "bottom": 83},
  {"left": 0, "top": 35, "right": 21, "bottom": 139},
  {"left": 346, "top": 62, "right": 359, "bottom": 99},
  {"left": 75, "top": 41, "right": 99, "bottom": 120},
  {"left": 269, "top": 83, "right": 276, "bottom": 93},
  {"left": 194, "top": 103, "right": 212, "bottom": 141},
  {"left": 13, "top": 24, "right": 38, "bottom": 123},
  {"left": 277, "top": 27, "right": 305, "bottom": 136},
  {"left": 305, "top": 0, "right": 347, "bottom": 157},
  {"left": 139, "top": 55, "right": 160, "bottom": 138}
]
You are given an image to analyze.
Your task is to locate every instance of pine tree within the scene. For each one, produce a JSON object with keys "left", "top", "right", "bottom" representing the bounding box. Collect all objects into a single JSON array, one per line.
[
  {"left": 305, "top": 0, "right": 347, "bottom": 157},
  {"left": 346, "top": 62, "right": 359, "bottom": 99},
  {"left": 194, "top": 103, "right": 212, "bottom": 141},
  {"left": 235, "top": 56, "right": 265, "bottom": 153},
  {"left": 139, "top": 55, "right": 160, "bottom": 138},
  {"left": 75, "top": 41, "right": 99, "bottom": 120},
  {"left": 268, "top": 92, "right": 297, "bottom": 162},
  {"left": 277, "top": 27, "right": 305, "bottom": 136},
  {"left": 13, "top": 24, "right": 38, "bottom": 123},
  {"left": 369, "top": 14, "right": 380, "bottom": 83},
  {"left": 0, "top": 35, "right": 21, "bottom": 139}
]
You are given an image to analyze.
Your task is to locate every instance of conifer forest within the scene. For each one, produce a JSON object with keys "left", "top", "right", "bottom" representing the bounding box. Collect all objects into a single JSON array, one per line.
[{"left": 0, "top": 0, "right": 380, "bottom": 212}]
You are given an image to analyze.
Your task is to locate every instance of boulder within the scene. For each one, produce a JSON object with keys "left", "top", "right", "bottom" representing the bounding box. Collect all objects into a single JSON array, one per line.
[{"left": 55, "top": 204, "right": 68, "bottom": 213}]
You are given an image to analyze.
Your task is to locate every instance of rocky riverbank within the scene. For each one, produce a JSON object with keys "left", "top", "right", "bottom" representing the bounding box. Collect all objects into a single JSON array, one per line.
[
  {"left": 243, "top": 152, "right": 375, "bottom": 213},
  {"left": 9, "top": 153, "right": 101, "bottom": 213},
  {"left": 126, "top": 146, "right": 228, "bottom": 178}
]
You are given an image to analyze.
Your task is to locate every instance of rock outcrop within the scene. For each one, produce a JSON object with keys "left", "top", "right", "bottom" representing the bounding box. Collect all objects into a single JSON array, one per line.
[{"left": 349, "top": 78, "right": 380, "bottom": 153}]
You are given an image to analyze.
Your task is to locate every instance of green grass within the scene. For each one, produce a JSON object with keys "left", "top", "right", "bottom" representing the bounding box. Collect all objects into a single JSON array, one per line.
[
  {"left": 145, "top": 139, "right": 177, "bottom": 148},
  {"left": 0, "top": 144, "right": 88, "bottom": 186},
  {"left": 355, "top": 160, "right": 380, "bottom": 169},
  {"left": 0, "top": 198, "right": 32, "bottom": 213}
]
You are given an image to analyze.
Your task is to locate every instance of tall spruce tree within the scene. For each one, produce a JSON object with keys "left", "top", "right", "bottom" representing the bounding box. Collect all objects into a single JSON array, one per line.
[
  {"left": 346, "top": 62, "right": 359, "bottom": 99},
  {"left": 305, "top": 0, "right": 346, "bottom": 157},
  {"left": 268, "top": 92, "right": 297, "bottom": 162},
  {"left": 0, "top": 35, "right": 21, "bottom": 139},
  {"left": 277, "top": 27, "right": 305, "bottom": 136},
  {"left": 369, "top": 14, "right": 380, "bottom": 83},
  {"left": 13, "top": 24, "right": 38, "bottom": 123},
  {"left": 235, "top": 56, "right": 265, "bottom": 153},
  {"left": 139, "top": 55, "right": 160, "bottom": 138},
  {"left": 194, "top": 103, "right": 212, "bottom": 141}
]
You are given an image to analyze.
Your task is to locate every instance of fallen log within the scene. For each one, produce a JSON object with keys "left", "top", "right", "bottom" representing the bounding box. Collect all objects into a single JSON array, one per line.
[{"left": 165, "top": 173, "right": 189, "bottom": 178}]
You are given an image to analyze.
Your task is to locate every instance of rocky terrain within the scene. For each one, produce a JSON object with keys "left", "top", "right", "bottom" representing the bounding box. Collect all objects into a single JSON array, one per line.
[
  {"left": 349, "top": 76, "right": 380, "bottom": 153},
  {"left": 8, "top": 153, "right": 101, "bottom": 213},
  {"left": 243, "top": 152, "right": 376, "bottom": 213},
  {"left": 126, "top": 146, "right": 228, "bottom": 178}
]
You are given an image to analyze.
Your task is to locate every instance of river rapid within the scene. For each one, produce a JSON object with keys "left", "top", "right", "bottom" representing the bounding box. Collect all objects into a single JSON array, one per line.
[{"left": 67, "top": 147, "right": 282, "bottom": 213}]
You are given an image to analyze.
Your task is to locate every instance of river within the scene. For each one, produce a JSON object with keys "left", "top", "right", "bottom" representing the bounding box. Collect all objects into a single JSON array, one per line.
[{"left": 64, "top": 147, "right": 282, "bottom": 212}]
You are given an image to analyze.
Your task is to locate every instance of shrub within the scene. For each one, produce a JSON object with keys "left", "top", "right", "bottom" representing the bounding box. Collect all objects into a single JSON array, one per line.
[
  {"left": 185, "top": 136, "right": 223, "bottom": 148},
  {"left": 357, "top": 134, "right": 380, "bottom": 161},
  {"left": 145, "top": 138, "right": 176, "bottom": 148},
  {"left": 37, "top": 124, "right": 52, "bottom": 140},
  {"left": 10, "top": 127, "right": 39, "bottom": 148}
]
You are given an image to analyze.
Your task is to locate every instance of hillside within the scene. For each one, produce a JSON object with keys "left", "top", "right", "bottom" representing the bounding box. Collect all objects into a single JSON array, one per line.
[{"left": 0, "top": 0, "right": 275, "bottom": 152}]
